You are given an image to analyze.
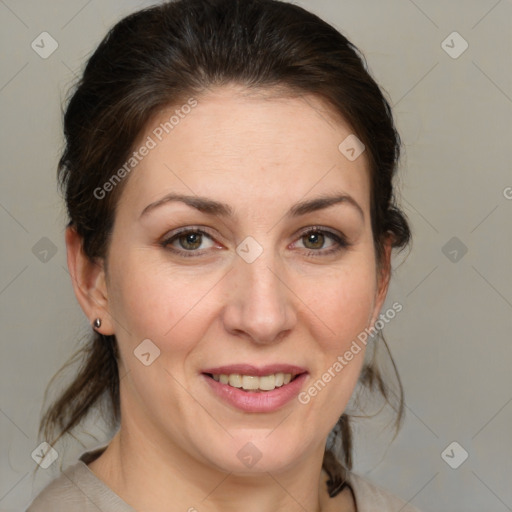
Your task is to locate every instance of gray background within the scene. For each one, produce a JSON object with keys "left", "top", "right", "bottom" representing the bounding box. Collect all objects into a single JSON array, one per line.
[{"left": 1, "top": 0, "right": 511, "bottom": 510}]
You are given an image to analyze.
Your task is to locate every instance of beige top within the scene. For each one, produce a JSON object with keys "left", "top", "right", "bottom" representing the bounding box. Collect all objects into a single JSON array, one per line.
[{"left": 25, "top": 446, "right": 422, "bottom": 512}]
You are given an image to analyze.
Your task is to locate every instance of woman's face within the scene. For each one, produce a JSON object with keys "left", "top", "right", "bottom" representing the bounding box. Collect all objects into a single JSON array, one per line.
[{"left": 99, "top": 85, "right": 390, "bottom": 473}]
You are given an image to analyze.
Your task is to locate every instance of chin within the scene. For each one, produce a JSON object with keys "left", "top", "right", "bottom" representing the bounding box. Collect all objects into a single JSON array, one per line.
[{"left": 199, "top": 431, "right": 312, "bottom": 475}]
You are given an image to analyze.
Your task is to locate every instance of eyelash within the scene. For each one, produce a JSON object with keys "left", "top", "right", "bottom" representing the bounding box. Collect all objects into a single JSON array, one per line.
[{"left": 160, "top": 226, "right": 351, "bottom": 258}]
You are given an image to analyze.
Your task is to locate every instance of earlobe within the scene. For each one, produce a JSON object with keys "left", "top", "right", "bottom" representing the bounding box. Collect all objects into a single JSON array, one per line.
[{"left": 65, "top": 226, "right": 114, "bottom": 334}]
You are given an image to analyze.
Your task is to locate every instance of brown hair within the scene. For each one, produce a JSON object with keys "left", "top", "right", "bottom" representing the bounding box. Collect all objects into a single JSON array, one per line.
[{"left": 39, "top": 0, "right": 411, "bottom": 496}]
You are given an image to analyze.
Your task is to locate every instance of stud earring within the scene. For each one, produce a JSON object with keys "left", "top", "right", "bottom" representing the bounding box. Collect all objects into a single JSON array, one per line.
[{"left": 93, "top": 318, "right": 102, "bottom": 329}]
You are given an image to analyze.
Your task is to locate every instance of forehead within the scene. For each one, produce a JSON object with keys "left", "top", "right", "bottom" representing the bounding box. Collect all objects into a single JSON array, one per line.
[{"left": 119, "top": 86, "right": 370, "bottom": 216}]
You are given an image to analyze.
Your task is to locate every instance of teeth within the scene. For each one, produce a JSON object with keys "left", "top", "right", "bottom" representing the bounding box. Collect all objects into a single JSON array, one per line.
[
  {"left": 242, "top": 375, "right": 259, "bottom": 390},
  {"left": 211, "top": 372, "right": 295, "bottom": 391},
  {"left": 228, "top": 374, "right": 242, "bottom": 388},
  {"left": 259, "top": 374, "right": 275, "bottom": 391}
]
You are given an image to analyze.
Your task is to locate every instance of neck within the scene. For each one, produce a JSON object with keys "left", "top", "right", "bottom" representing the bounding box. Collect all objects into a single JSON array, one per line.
[{"left": 88, "top": 424, "right": 353, "bottom": 512}]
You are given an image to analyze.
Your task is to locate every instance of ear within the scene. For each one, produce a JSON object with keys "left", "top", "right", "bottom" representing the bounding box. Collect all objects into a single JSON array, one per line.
[
  {"left": 65, "top": 226, "right": 114, "bottom": 335},
  {"left": 369, "top": 235, "right": 393, "bottom": 326}
]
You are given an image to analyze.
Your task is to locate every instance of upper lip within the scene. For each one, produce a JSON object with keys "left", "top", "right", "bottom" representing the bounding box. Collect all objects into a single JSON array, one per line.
[{"left": 202, "top": 364, "right": 308, "bottom": 377}]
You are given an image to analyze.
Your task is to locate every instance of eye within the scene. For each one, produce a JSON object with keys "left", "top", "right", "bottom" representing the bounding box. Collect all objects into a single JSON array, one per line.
[
  {"left": 294, "top": 227, "right": 350, "bottom": 256},
  {"left": 160, "top": 228, "right": 218, "bottom": 256},
  {"left": 160, "top": 226, "right": 350, "bottom": 258}
]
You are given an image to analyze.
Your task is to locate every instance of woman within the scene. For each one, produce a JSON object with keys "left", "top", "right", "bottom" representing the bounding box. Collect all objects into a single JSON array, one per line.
[{"left": 26, "top": 0, "right": 420, "bottom": 510}]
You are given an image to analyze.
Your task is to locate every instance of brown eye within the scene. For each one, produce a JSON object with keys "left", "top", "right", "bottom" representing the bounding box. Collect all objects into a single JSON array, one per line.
[
  {"left": 177, "top": 232, "right": 203, "bottom": 250},
  {"left": 161, "top": 228, "right": 217, "bottom": 256},
  {"left": 295, "top": 227, "right": 350, "bottom": 257},
  {"left": 302, "top": 231, "right": 325, "bottom": 250}
]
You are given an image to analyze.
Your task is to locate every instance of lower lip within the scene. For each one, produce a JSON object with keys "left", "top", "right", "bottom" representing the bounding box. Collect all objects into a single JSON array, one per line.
[{"left": 203, "top": 373, "right": 308, "bottom": 413}]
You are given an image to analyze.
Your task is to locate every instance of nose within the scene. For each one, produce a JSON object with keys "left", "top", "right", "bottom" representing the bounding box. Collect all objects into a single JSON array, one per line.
[{"left": 221, "top": 250, "right": 297, "bottom": 345}]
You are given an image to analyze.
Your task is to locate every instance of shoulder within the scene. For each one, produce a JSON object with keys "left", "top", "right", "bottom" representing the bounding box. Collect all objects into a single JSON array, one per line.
[
  {"left": 346, "top": 472, "right": 423, "bottom": 512},
  {"left": 25, "top": 457, "right": 135, "bottom": 512},
  {"left": 25, "top": 462, "right": 91, "bottom": 511}
]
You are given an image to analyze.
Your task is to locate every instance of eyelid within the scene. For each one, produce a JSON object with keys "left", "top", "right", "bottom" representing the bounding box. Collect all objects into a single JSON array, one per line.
[
  {"left": 160, "top": 225, "right": 350, "bottom": 257},
  {"left": 295, "top": 225, "right": 347, "bottom": 242},
  {"left": 292, "top": 226, "right": 350, "bottom": 255},
  {"left": 159, "top": 226, "right": 220, "bottom": 252},
  {"left": 161, "top": 225, "right": 216, "bottom": 240}
]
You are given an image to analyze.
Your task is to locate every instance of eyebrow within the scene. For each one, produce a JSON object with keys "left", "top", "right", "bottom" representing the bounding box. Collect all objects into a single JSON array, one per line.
[{"left": 139, "top": 192, "right": 364, "bottom": 220}]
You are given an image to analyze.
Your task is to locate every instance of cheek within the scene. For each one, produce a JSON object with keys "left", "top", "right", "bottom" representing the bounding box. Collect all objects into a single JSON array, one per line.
[
  {"left": 107, "top": 241, "right": 378, "bottom": 360},
  {"left": 301, "top": 263, "right": 378, "bottom": 352},
  {"left": 107, "top": 252, "right": 222, "bottom": 350}
]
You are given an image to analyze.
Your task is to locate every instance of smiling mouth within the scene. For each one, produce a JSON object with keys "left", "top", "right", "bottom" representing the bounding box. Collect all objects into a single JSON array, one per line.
[{"left": 204, "top": 372, "right": 303, "bottom": 392}]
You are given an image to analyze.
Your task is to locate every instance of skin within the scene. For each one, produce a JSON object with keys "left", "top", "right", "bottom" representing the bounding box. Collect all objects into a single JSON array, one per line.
[{"left": 67, "top": 84, "right": 392, "bottom": 512}]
